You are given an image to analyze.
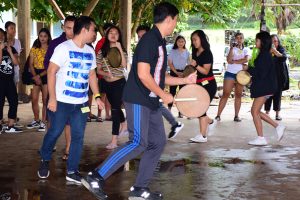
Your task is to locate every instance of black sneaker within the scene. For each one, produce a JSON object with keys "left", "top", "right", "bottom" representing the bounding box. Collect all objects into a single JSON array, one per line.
[
  {"left": 81, "top": 170, "right": 108, "bottom": 199},
  {"left": 168, "top": 122, "right": 184, "bottom": 139},
  {"left": 66, "top": 171, "right": 82, "bottom": 184},
  {"left": 38, "top": 160, "right": 50, "bottom": 179},
  {"left": 4, "top": 126, "right": 23, "bottom": 133},
  {"left": 128, "top": 186, "right": 163, "bottom": 200}
]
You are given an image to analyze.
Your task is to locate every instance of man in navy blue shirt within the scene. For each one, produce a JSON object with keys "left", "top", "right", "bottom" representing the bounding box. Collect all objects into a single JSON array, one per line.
[{"left": 82, "top": 3, "right": 196, "bottom": 199}]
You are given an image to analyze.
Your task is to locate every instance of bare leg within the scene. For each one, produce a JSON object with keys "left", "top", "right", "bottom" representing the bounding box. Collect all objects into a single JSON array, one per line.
[
  {"left": 251, "top": 97, "right": 266, "bottom": 137},
  {"left": 31, "top": 85, "right": 41, "bottom": 121},
  {"left": 41, "top": 85, "right": 48, "bottom": 122},
  {"left": 216, "top": 79, "right": 235, "bottom": 117},
  {"left": 64, "top": 125, "right": 71, "bottom": 154},
  {"left": 234, "top": 83, "right": 244, "bottom": 117}
]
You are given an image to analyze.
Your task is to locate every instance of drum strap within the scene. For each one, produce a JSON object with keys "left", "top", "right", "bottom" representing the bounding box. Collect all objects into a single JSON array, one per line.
[{"left": 196, "top": 76, "right": 215, "bottom": 83}]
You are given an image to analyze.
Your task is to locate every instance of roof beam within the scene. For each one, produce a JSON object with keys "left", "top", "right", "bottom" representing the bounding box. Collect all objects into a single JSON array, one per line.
[
  {"left": 83, "top": 0, "right": 100, "bottom": 16},
  {"left": 48, "top": 0, "right": 65, "bottom": 20},
  {"left": 264, "top": 3, "right": 300, "bottom": 7}
]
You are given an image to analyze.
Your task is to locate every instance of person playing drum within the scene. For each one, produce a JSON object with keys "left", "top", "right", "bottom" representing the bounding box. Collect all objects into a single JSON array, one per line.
[
  {"left": 96, "top": 25, "right": 128, "bottom": 150},
  {"left": 189, "top": 30, "right": 217, "bottom": 143},
  {"left": 216, "top": 32, "right": 250, "bottom": 122}
]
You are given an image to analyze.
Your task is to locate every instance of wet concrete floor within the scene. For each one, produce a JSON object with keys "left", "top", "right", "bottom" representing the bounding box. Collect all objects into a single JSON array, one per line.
[{"left": 0, "top": 100, "right": 300, "bottom": 200}]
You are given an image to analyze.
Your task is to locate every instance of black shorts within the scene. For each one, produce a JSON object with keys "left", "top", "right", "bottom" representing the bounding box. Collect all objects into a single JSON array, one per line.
[
  {"left": 34, "top": 69, "right": 47, "bottom": 85},
  {"left": 98, "top": 78, "right": 108, "bottom": 94}
]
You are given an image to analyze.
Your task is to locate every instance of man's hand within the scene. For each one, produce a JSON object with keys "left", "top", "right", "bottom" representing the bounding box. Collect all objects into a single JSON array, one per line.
[
  {"left": 183, "top": 71, "right": 197, "bottom": 84},
  {"left": 48, "top": 98, "right": 57, "bottom": 112},
  {"left": 96, "top": 98, "right": 105, "bottom": 110},
  {"left": 160, "top": 92, "right": 173, "bottom": 104}
]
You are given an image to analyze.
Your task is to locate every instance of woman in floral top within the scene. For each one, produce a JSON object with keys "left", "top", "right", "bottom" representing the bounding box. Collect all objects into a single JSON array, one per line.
[{"left": 28, "top": 28, "right": 52, "bottom": 132}]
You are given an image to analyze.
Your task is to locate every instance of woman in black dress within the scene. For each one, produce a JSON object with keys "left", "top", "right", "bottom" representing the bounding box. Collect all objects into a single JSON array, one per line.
[
  {"left": 189, "top": 30, "right": 217, "bottom": 143},
  {"left": 248, "top": 31, "right": 286, "bottom": 146},
  {"left": 264, "top": 34, "right": 289, "bottom": 120}
]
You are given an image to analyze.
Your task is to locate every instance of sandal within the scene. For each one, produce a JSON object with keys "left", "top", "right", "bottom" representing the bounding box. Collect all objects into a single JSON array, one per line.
[
  {"left": 234, "top": 116, "right": 242, "bottom": 122},
  {"left": 96, "top": 117, "right": 104, "bottom": 122},
  {"left": 106, "top": 143, "right": 118, "bottom": 150},
  {"left": 62, "top": 153, "right": 69, "bottom": 161},
  {"left": 90, "top": 114, "right": 97, "bottom": 120},
  {"left": 215, "top": 116, "right": 221, "bottom": 121},
  {"left": 87, "top": 117, "right": 92, "bottom": 122}
]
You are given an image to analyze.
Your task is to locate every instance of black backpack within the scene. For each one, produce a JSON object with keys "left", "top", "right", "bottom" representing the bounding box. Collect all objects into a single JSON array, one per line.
[{"left": 21, "top": 56, "right": 33, "bottom": 85}]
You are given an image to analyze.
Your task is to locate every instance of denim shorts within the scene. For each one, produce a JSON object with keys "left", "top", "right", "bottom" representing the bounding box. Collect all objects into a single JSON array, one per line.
[{"left": 224, "top": 71, "right": 237, "bottom": 81}]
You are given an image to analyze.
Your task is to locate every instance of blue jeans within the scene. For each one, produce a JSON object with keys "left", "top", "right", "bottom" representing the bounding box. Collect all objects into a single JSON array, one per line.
[{"left": 40, "top": 101, "right": 88, "bottom": 173}]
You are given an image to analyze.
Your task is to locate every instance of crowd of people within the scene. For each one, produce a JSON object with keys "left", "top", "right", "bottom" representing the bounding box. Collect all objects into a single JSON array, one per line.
[{"left": 0, "top": 1, "right": 290, "bottom": 199}]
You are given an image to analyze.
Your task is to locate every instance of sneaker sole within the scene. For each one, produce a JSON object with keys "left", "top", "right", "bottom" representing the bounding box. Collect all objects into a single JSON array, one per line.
[
  {"left": 189, "top": 138, "right": 207, "bottom": 143},
  {"left": 37, "top": 171, "right": 50, "bottom": 179},
  {"left": 5, "top": 131, "right": 23, "bottom": 133},
  {"left": 248, "top": 143, "right": 267, "bottom": 146},
  {"left": 128, "top": 197, "right": 147, "bottom": 200},
  {"left": 26, "top": 126, "right": 39, "bottom": 129},
  {"left": 169, "top": 124, "right": 184, "bottom": 139},
  {"left": 277, "top": 127, "right": 286, "bottom": 142},
  {"left": 66, "top": 176, "right": 81, "bottom": 185},
  {"left": 81, "top": 178, "right": 108, "bottom": 199},
  {"left": 38, "top": 129, "right": 46, "bottom": 132}
]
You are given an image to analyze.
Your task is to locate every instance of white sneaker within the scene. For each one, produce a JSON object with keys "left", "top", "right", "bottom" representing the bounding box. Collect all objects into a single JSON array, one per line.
[
  {"left": 248, "top": 137, "right": 267, "bottom": 146},
  {"left": 38, "top": 122, "right": 46, "bottom": 132},
  {"left": 190, "top": 134, "right": 207, "bottom": 143},
  {"left": 207, "top": 120, "right": 217, "bottom": 136},
  {"left": 276, "top": 124, "right": 286, "bottom": 142}
]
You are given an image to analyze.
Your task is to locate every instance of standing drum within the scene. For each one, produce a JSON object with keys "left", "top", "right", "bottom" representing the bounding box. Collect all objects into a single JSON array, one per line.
[
  {"left": 175, "top": 84, "right": 210, "bottom": 118},
  {"left": 236, "top": 70, "right": 251, "bottom": 86}
]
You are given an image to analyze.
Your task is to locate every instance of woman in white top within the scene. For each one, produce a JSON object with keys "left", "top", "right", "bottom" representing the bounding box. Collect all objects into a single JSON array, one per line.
[
  {"left": 216, "top": 32, "right": 250, "bottom": 122},
  {"left": 168, "top": 35, "right": 190, "bottom": 117}
]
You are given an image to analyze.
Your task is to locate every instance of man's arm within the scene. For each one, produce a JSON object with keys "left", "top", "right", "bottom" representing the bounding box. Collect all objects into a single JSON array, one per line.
[
  {"left": 138, "top": 62, "right": 172, "bottom": 103},
  {"left": 165, "top": 72, "right": 196, "bottom": 86},
  {"left": 47, "top": 62, "right": 59, "bottom": 112},
  {"left": 89, "top": 69, "right": 105, "bottom": 110}
]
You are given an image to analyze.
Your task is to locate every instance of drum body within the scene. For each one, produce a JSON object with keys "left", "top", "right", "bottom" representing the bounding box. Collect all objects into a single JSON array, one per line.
[
  {"left": 236, "top": 70, "right": 251, "bottom": 86},
  {"left": 175, "top": 84, "right": 210, "bottom": 118}
]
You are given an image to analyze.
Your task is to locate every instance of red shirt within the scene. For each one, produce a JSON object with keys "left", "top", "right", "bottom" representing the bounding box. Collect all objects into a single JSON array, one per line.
[{"left": 95, "top": 37, "right": 106, "bottom": 79}]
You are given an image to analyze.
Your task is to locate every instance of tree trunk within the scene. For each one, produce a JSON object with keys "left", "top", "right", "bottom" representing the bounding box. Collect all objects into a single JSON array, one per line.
[{"left": 131, "top": 0, "right": 153, "bottom": 38}]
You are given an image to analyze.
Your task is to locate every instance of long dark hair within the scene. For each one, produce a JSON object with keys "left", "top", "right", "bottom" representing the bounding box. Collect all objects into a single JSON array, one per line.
[
  {"left": 173, "top": 35, "right": 186, "bottom": 49},
  {"left": 101, "top": 25, "right": 126, "bottom": 57},
  {"left": 35, "top": 28, "right": 52, "bottom": 48},
  {"left": 271, "top": 34, "right": 283, "bottom": 50},
  {"left": 191, "top": 30, "right": 210, "bottom": 56},
  {"left": 256, "top": 31, "right": 272, "bottom": 52}
]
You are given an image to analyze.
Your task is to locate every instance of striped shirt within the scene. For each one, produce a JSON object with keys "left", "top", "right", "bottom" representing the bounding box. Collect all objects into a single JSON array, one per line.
[{"left": 96, "top": 50, "right": 127, "bottom": 78}]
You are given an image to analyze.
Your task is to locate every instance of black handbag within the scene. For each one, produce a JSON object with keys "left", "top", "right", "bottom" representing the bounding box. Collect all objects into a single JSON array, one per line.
[{"left": 21, "top": 56, "right": 33, "bottom": 85}]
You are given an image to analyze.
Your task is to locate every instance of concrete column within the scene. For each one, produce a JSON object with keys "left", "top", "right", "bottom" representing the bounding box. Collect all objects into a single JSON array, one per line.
[
  {"left": 119, "top": 0, "right": 132, "bottom": 56},
  {"left": 17, "top": 0, "right": 31, "bottom": 98}
]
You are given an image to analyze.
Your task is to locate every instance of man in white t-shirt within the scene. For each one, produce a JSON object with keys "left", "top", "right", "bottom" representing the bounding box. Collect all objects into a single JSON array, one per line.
[
  {"left": 216, "top": 32, "right": 251, "bottom": 122},
  {"left": 37, "top": 16, "right": 104, "bottom": 184}
]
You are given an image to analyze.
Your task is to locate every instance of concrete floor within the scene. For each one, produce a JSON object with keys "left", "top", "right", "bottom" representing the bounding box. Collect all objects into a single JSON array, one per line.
[{"left": 0, "top": 99, "right": 300, "bottom": 200}]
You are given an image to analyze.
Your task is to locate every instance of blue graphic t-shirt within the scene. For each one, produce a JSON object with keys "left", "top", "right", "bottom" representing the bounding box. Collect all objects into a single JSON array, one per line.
[{"left": 50, "top": 39, "right": 96, "bottom": 104}]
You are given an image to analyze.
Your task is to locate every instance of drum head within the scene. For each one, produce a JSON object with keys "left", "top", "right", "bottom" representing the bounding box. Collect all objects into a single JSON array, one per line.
[
  {"left": 236, "top": 70, "right": 251, "bottom": 86},
  {"left": 175, "top": 84, "right": 210, "bottom": 118},
  {"left": 183, "top": 65, "right": 196, "bottom": 77},
  {"left": 107, "top": 47, "right": 122, "bottom": 68}
]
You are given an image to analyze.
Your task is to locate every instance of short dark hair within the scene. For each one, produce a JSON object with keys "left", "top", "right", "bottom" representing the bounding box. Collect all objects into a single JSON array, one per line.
[
  {"left": 64, "top": 16, "right": 77, "bottom": 23},
  {"left": 256, "top": 31, "right": 272, "bottom": 52},
  {"left": 173, "top": 35, "right": 186, "bottom": 49},
  {"left": 103, "top": 23, "right": 114, "bottom": 31},
  {"left": 0, "top": 28, "right": 7, "bottom": 42},
  {"left": 73, "top": 16, "right": 96, "bottom": 36},
  {"left": 136, "top": 25, "right": 150, "bottom": 34},
  {"left": 153, "top": 2, "right": 179, "bottom": 24},
  {"left": 5, "top": 21, "right": 16, "bottom": 30}
]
